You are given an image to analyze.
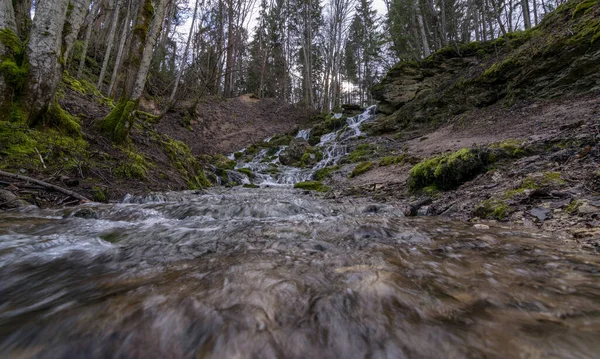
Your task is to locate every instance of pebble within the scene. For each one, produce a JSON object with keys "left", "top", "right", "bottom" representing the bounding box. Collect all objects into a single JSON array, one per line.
[{"left": 474, "top": 224, "right": 490, "bottom": 230}]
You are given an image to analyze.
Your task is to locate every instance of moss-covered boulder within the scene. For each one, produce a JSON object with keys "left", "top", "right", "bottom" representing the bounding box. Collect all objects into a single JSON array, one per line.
[
  {"left": 294, "top": 181, "right": 329, "bottom": 192},
  {"left": 370, "top": 0, "right": 600, "bottom": 135},
  {"left": 350, "top": 161, "right": 375, "bottom": 178},
  {"left": 279, "top": 139, "right": 310, "bottom": 166},
  {"left": 408, "top": 148, "right": 489, "bottom": 190}
]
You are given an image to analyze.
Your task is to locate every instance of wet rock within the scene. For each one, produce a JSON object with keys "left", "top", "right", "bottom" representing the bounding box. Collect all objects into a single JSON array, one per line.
[
  {"left": 279, "top": 139, "right": 309, "bottom": 166},
  {"left": 0, "top": 189, "right": 29, "bottom": 209},
  {"left": 73, "top": 208, "right": 99, "bottom": 219},
  {"left": 473, "top": 224, "right": 490, "bottom": 230},
  {"left": 530, "top": 207, "right": 551, "bottom": 221}
]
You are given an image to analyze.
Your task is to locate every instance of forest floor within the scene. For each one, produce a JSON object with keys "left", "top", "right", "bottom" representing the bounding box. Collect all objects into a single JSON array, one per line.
[
  {"left": 327, "top": 93, "right": 600, "bottom": 252},
  {"left": 0, "top": 88, "right": 313, "bottom": 205}
]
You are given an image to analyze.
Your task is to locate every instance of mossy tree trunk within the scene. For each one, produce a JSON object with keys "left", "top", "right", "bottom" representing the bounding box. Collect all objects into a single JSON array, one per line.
[
  {"left": 0, "top": 0, "right": 18, "bottom": 110},
  {"left": 62, "top": 0, "right": 92, "bottom": 66},
  {"left": 11, "top": 0, "right": 31, "bottom": 42},
  {"left": 24, "top": 0, "right": 71, "bottom": 124},
  {"left": 100, "top": 0, "right": 168, "bottom": 142}
]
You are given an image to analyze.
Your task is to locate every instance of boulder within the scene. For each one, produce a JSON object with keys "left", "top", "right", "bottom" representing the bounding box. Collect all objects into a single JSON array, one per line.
[
  {"left": 279, "top": 139, "right": 309, "bottom": 166},
  {"left": 0, "top": 189, "right": 29, "bottom": 209}
]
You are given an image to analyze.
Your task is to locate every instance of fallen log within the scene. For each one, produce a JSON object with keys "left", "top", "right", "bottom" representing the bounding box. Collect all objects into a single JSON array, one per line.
[{"left": 0, "top": 170, "right": 91, "bottom": 202}]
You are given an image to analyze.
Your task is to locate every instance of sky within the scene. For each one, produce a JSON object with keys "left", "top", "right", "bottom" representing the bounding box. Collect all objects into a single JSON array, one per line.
[{"left": 177, "top": 0, "right": 389, "bottom": 41}]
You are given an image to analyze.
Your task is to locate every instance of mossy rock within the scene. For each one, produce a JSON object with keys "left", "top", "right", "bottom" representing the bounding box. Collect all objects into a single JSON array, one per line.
[
  {"left": 345, "top": 144, "right": 377, "bottom": 163},
  {"left": 350, "top": 161, "right": 375, "bottom": 178},
  {"left": 294, "top": 181, "right": 329, "bottom": 192},
  {"left": 237, "top": 167, "right": 253, "bottom": 178},
  {"left": 408, "top": 148, "right": 489, "bottom": 190},
  {"left": 474, "top": 199, "right": 513, "bottom": 220},
  {"left": 313, "top": 165, "right": 339, "bottom": 181}
]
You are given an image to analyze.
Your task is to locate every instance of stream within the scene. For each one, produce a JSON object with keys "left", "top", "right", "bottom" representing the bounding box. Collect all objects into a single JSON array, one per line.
[{"left": 1, "top": 109, "right": 600, "bottom": 358}]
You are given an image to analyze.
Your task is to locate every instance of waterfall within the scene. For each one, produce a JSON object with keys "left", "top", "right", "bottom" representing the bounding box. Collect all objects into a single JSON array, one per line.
[{"left": 227, "top": 106, "right": 376, "bottom": 186}]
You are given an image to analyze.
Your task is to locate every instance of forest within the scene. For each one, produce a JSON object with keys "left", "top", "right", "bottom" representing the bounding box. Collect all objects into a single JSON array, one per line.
[{"left": 1, "top": 0, "right": 567, "bottom": 136}]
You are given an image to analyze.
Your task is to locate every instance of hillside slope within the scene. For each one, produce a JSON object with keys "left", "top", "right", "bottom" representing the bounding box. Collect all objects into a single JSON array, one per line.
[
  {"left": 298, "top": 0, "right": 600, "bottom": 250},
  {"left": 369, "top": 0, "right": 599, "bottom": 135}
]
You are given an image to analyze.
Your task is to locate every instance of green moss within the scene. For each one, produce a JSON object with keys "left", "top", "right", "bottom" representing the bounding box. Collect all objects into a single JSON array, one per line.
[
  {"left": 212, "top": 154, "right": 236, "bottom": 170},
  {"left": 0, "top": 120, "right": 88, "bottom": 171},
  {"left": 310, "top": 113, "right": 347, "bottom": 137},
  {"left": 408, "top": 148, "right": 488, "bottom": 190},
  {"left": 115, "top": 147, "right": 150, "bottom": 179},
  {"left": 63, "top": 72, "right": 114, "bottom": 106},
  {"left": 350, "top": 161, "right": 375, "bottom": 178},
  {"left": 92, "top": 186, "right": 108, "bottom": 202},
  {"left": 346, "top": 144, "right": 376, "bottom": 163},
  {"left": 481, "top": 58, "right": 517, "bottom": 80},
  {"left": 313, "top": 165, "right": 339, "bottom": 181},
  {"left": 268, "top": 134, "right": 293, "bottom": 147},
  {"left": 565, "top": 200, "right": 582, "bottom": 214},
  {"left": 243, "top": 183, "right": 259, "bottom": 188},
  {"left": 44, "top": 100, "right": 81, "bottom": 136},
  {"left": 0, "top": 28, "right": 23, "bottom": 53},
  {"left": 423, "top": 184, "right": 440, "bottom": 196},
  {"left": 294, "top": 181, "right": 329, "bottom": 192},
  {"left": 237, "top": 167, "right": 253, "bottom": 178},
  {"left": 0, "top": 58, "right": 28, "bottom": 90},
  {"left": 474, "top": 199, "right": 511, "bottom": 220},
  {"left": 573, "top": 0, "right": 598, "bottom": 17},
  {"left": 489, "top": 139, "right": 527, "bottom": 157},
  {"left": 378, "top": 154, "right": 407, "bottom": 166},
  {"left": 521, "top": 171, "right": 565, "bottom": 189},
  {"left": 100, "top": 99, "right": 138, "bottom": 142},
  {"left": 161, "top": 135, "right": 211, "bottom": 189}
]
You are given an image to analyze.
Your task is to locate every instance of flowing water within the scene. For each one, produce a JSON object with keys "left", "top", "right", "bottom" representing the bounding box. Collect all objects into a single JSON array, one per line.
[
  {"left": 1, "top": 108, "right": 600, "bottom": 358},
  {"left": 1, "top": 188, "right": 600, "bottom": 358},
  {"left": 229, "top": 106, "right": 377, "bottom": 186}
]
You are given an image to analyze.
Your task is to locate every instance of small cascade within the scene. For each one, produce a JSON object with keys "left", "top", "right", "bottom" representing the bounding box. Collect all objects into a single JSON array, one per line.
[
  {"left": 225, "top": 105, "right": 376, "bottom": 186},
  {"left": 296, "top": 129, "right": 311, "bottom": 140}
]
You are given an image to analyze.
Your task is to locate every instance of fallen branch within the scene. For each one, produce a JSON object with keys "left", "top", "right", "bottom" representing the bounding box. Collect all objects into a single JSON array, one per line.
[
  {"left": 34, "top": 147, "right": 47, "bottom": 169},
  {"left": 0, "top": 169, "right": 91, "bottom": 202}
]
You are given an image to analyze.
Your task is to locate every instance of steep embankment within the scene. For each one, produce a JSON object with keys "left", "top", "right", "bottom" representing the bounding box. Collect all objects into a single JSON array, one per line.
[
  {"left": 287, "top": 0, "right": 599, "bottom": 249},
  {"left": 0, "top": 78, "right": 312, "bottom": 206}
]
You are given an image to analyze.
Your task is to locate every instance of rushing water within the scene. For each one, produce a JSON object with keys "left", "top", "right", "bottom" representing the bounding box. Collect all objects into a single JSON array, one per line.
[
  {"left": 2, "top": 107, "right": 600, "bottom": 358},
  {"left": 230, "top": 106, "right": 377, "bottom": 186},
  {"left": 1, "top": 188, "right": 600, "bottom": 358}
]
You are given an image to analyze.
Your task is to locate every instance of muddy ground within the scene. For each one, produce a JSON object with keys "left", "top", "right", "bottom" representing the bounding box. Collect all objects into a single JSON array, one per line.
[{"left": 326, "top": 93, "right": 600, "bottom": 252}]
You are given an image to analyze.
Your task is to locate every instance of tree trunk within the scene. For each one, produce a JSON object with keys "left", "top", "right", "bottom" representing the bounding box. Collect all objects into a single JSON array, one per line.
[
  {"left": 169, "top": 0, "right": 198, "bottom": 104},
  {"left": 223, "top": 0, "right": 235, "bottom": 97},
  {"left": 522, "top": 0, "right": 531, "bottom": 29},
  {"left": 97, "top": 0, "right": 122, "bottom": 91},
  {"left": 415, "top": 2, "right": 430, "bottom": 57},
  {"left": 532, "top": 0, "right": 538, "bottom": 25},
  {"left": 490, "top": 0, "right": 509, "bottom": 43},
  {"left": 100, "top": 0, "right": 163, "bottom": 142},
  {"left": 25, "top": 0, "right": 70, "bottom": 123},
  {"left": 63, "top": 0, "right": 92, "bottom": 65},
  {"left": 12, "top": 0, "right": 31, "bottom": 41},
  {"left": 107, "top": 0, "right": 132, "bottom": 97},
  {"left": 131, "top": 0, "right": 168, "bottom": 99},
  {"left": 76, "top": 0, "right": 102, "bottom": 78},
  {"left": 0, "top": 0, "right": 18, "bottom": 110}
]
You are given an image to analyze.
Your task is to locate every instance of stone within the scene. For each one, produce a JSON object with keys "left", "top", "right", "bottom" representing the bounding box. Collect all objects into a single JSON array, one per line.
[
  {"left": 530, "top": 207, "right": 551, "bottom": 221},
  {"left": 578, "top": 203, "right": 600, "bottom": 215},
  {"left": 474, "top": 224, "right": 490, "bottom": 230},
  {"left": 279, "top": 139, "right": 309, "bottom": 166},
  {"left": 0, "top": 189, "right": 29, "bottom": 209}
]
